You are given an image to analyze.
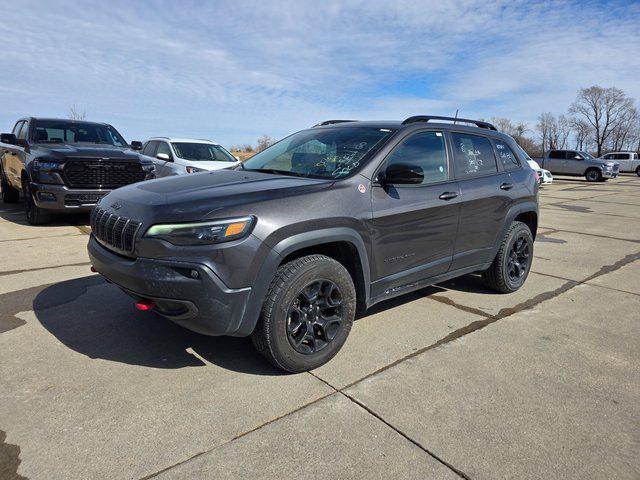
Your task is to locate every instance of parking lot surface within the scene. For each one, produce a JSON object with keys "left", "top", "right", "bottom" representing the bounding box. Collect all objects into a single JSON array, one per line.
[{"left": 1, "top": 176, "right": 639, "bottom": 480}]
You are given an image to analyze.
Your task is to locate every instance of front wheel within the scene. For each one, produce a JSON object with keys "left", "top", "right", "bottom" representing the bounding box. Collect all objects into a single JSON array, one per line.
[
  {"left": 585, "top": 168, "right": 602, "bottom": 182},
  {"left": 482, "top": 221, "right": 534, "bottom": 293},
  {"left": 635, "top": 166, "right": 640, "bottom": 177},
  {"left": 251, "top": 254, "right": 356, "bottom": 372},
  {"left": 23, "top": 179, "right": 51, "bottom": 225}
]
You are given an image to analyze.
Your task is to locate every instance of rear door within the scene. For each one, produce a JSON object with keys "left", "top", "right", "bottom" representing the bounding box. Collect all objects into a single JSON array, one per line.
[
  {"left": 369, "top": 129, "right": 460, "bottom": 296},
  {"left": 544, "top": 150, "right": 566, "bottom": 174},
  {"left": 448, "top": 131, "right": 512, "bottom": 270},
  {"left": 614, "top": 153, "right": 631, "bottom": 172}
]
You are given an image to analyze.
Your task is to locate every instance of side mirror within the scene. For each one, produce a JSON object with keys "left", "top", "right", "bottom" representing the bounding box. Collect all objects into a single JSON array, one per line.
[
  {"left": 1, "top": 133, "right": 17, "bottom": 145},
  {"left": 574, "top": 155, "right": 582, "bottom": 160},
  {"left": 156, "top": 153, "right": 171, "bottom": 161},
  {"left": 130, "top": 140, "right": 143, "bottom": 150},
  {"left": 380, "top": 163, "right": 424, "bottom": 185}
]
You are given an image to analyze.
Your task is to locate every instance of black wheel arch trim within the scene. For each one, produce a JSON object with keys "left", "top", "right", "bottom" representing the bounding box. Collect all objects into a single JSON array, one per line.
[
  {"left": 231, "top": 227, "right": 371, "bottom": 337},
  {"left": 490, "top": 201, "right": 538, "bottom": 259}
]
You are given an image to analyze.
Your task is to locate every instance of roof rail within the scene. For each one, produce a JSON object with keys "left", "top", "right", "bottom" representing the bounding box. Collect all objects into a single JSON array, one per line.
[
  {"left": 312, "top": 120, "right": 357, "bottom": 127},
  {"left": 401, "top": 115, "right": 497, "bottom": 131}
]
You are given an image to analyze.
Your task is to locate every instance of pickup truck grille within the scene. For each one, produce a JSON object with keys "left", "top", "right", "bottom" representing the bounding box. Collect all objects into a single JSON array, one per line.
[
  {"left": 91, "top": 207, "right": 141, "bottom": 254},
  {"left": 64, "top": 160, "right": 145, "bottom": 188}
]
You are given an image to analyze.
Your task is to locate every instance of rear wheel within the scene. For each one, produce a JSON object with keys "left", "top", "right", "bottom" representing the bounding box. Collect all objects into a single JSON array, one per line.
[
  {"left": 585, "top": 168, "right": 602, "bottom": 182},
  {"left": 635, "top": 166, "right": 640, "bottom": 177},
  {"left": 482, "top": 221, "right": 533, "bottom": 293},
  {"left": 251, "top": 254, "right": 356, "bottom": 372},
  {"left": 23, "top": 178, "right": 51, "bottom": 225},
  {"left": 1, "top": 172, "right": 20, "bottom": 203}
]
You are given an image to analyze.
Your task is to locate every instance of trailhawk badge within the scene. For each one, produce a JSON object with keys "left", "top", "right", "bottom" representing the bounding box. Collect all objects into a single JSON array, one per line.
[{"left": 358, "top": 184, "right": 366, "bottom": 193}]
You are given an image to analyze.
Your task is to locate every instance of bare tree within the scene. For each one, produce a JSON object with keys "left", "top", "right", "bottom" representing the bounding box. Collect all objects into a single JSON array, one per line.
[
  {"left": 536, "top": 112, "right": 555, "bottom": 154},
  {"left": 569, "top": 86, "right": 635, "bottom": 156},
  {"left": 68, "top": 105, "right": 87, "bottom": 120},
  {"left": 256, "top": 135, "right": 276, "bottom": 152},
  {"left": 569, "top": 117, "right": 592, "bottom": 151}
]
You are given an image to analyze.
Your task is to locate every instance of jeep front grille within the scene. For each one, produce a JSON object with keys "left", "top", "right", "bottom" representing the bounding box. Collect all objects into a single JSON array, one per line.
[
  {"left": 91, "top": 207, "right": 141, "bottom": 254},
  {"left": 64, "top": 160, "right": 146, "bottom": 188}
]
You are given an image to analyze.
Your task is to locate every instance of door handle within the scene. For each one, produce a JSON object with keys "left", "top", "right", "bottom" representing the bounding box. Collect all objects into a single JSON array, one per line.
[
  {"left": 500, "top": 182, "right": 513, "bottom": 190},
  {"left": 439, "top": 191, "right": 458, "bottom": 200}
]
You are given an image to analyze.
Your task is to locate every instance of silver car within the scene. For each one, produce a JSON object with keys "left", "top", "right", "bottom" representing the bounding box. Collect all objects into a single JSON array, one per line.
[
  {"left": 141, "top": 137, "right": 240, "bottom": 177},
  {"left": 600, "top": 152, "right": 640, "bottom": 176}
]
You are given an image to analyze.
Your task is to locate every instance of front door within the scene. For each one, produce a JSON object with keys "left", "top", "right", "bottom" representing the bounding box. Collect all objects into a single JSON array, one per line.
[{"left": 369, "top": 130, "right": 460, "bottom": 298}]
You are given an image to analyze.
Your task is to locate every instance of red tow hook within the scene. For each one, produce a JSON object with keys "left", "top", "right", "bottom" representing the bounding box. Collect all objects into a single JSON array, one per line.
[
  {"left": 90, "top": 266, "right": 97, "bottom": 273},
  {"left": 135, "top": 299, "right": 156, "bottom": 311}
]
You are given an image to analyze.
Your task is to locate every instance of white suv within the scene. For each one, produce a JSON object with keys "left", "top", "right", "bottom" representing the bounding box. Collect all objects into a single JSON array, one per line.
[{"left": 141, "top": 137, "right": 240, "bottom": 177}]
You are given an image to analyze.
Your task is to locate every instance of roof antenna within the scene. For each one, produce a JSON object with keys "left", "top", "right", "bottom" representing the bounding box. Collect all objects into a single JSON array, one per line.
[{"left": 453, "top": 109, "right": 459, "bottom": 124}]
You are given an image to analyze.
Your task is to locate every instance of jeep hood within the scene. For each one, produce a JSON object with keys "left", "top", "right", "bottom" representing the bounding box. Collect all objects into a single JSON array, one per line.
[{"left": 97, "top": 169, "right": 334, "bottom": 225}]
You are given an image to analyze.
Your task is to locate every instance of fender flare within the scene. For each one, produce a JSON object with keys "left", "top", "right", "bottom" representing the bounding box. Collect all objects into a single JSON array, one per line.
[
  {"left": 231, "top": 227, "right": 371, "bottom": 336},
  {"left": 489, "top": 201, "right": 539, "bottom": 259}
]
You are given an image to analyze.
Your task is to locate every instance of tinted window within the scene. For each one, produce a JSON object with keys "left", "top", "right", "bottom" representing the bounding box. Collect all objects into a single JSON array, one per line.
[
  {"left": 32, "top": 120, "right": 127, "bottom": 147},
  {"left": 385, "top": 131, "right": 448, "bottom": 185},
  {"left": 16, "top": 121, "right": 28, "bottom": 140},
  {"left": 614, "top": 153, "right": 630, "bottom": 160},
  {"left": 142, "top": 141, "right": 158, "bottom": 156},
  {"left": 451, "top": 133, "right": 497, "bottom": 178},
  {"left": 12, "top": 121, "right": 24, "bottom": 136},
  {"left": 548, "top": 151, "right": 564, "bottom": 159},
  {"left": 156, "top": 142, "right": 172, "bottom": 158},
  {"left": 494, "top": 140, "right": 520, "bottom": 171}
]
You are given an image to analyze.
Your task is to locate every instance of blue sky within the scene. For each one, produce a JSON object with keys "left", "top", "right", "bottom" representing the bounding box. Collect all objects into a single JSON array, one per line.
[{"left": 1, "top": 0, "right": 639, "bottom": 147}]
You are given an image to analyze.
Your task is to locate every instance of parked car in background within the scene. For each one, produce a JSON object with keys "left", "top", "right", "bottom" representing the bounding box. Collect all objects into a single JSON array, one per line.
[
  {"left": 89, "top": 115, "right": 539, "bottom": 372},
  {"left": 141, "top": 137, "right": 240, "bottom": 177},
  {"left": 516, "top": 145, "right": 552, "bottom": 185},
  {"left": 537, "top": 149, "right": 619, "bottom": 182},
  {"left": 599, "top": 152, "right": 640, "bottom": 176},
  {"left": 0, "top": 117, "right": 154, "bottom": 224}
]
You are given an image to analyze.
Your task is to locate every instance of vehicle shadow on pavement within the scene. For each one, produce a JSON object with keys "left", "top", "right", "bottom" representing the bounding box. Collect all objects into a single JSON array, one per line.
[
  {"left": 32, "top": 276, "right": 284, "bottom": 376},
  {"left": 0, "top": 203, "right": 90, "bottom": 227}
]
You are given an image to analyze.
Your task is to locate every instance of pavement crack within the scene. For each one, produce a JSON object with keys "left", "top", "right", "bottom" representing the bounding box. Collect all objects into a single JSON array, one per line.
[
  {"left": 0, "top": 261, "right": 91, "bottom": 277},
  {"left": 308, "top": 372, "right": 472, "bottom": 479}
]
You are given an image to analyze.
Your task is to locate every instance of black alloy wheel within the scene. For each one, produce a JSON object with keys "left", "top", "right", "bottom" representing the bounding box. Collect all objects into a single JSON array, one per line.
[
  {"left": 286, "top": 279, "right": 344, "bottom": 354},
  {"left": 507, "top": 236, "right": 530, "bottom": 283}
]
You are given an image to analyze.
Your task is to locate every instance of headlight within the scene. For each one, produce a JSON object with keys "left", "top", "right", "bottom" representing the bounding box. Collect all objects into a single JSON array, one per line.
[
  {"left": 144, "top": 216, "right": 254, "bottom": 245},
  {"left": 186, "top": 166, "right": 206, "bottom": 173},
  {"left": 31, "top": 160, "right": 63, "bottom": 184}
]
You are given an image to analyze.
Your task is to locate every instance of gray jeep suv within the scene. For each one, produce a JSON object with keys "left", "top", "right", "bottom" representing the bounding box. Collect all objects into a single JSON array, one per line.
[{"left": 88, "top": 116, "right": 539, "bottom": 372}]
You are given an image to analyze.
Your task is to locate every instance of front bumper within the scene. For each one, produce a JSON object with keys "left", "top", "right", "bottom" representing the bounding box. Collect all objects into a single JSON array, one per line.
[
  {"left": 31, "top": 183, "right": 110, "bottom": 211},
  {"left": 88, "top": 236, "right": 252, "bottom": 336},
  {"left": 602, "top": 170, "right": 618, "bottom": 178}
]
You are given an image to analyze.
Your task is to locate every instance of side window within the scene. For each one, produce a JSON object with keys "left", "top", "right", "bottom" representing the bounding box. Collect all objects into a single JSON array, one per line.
[
  {"left": 494, "top": 140, "right": 521, "bottom": 171},
  {"left": 156, "top": 142, "right": 172, "bottom": 159},
  {"left": 548, "top": 151, "right": 563, "bottom": 159},
  {"left": 142, "top": 141, "right": 157, "bottom": 156},
  {"left": 615, "top": 153, "right": 629, "bottom": 160},
  {"left": 567, "top": 151, "right": 579, "bottom": 160},
  {"left": 385, "top": 131, "right": 448, "bottom": 185},
  {"left": 602, "top": 154, "right": 612, "bottom": 159},
  {"left": 450, "top": 132, "right": 497, "bottom": 178}
]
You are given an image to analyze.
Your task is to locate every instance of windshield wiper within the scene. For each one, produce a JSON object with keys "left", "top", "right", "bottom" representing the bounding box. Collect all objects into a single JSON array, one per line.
[{"left": 245, "top": 168, "right": 308, "bottom": 178}]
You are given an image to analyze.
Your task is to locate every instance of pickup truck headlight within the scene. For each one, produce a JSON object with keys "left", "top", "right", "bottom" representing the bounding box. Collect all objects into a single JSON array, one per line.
[
  {"left": 31, "top": 160, "right": 63, "bottom": 184},
  {"left": 144, "top": 216, "right": 254, "bottom": 245}
]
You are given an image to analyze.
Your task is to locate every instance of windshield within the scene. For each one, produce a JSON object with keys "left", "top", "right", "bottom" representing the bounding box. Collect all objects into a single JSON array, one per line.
[
  {"left": 242, "top": 127, "right": 395, "bottom": 179},
  {"left": 172, "top": 142, "right": 236, "bottom": 162},
  {"left": 32, "top": 120, "right": 127, "bottom": 147}
]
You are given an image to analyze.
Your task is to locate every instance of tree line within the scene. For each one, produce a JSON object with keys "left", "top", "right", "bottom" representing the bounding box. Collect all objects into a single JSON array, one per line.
[{"left": 487, "top": 85, "right": 639, "bottom": 158}]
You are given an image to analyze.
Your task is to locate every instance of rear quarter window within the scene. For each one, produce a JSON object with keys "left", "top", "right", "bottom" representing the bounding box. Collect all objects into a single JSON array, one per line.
[{"left": 450, "top": 132, "right": 497, "bottom": 178}]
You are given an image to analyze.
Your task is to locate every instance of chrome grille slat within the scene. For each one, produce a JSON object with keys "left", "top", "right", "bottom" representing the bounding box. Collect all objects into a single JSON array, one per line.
[{"left": 91, "top": 207, "right": 140, "bottom": 254}]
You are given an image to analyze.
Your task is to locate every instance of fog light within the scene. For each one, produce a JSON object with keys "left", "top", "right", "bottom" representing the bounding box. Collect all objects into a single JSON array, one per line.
[{"left": 37, "top": 192, "right": 56, "bottom": 202}]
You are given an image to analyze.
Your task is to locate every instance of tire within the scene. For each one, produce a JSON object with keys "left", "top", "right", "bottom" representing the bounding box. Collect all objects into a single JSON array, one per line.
[
  {"left": 23, "top": 178, "right": 51, "bottom": 225},
  {"left": 635, "top": 166, "right": 640, "bottom": 177},
  {"left": 1, "top": 172, "right": 20, "bottom": 203},
  {"left": 482, "top": 221, "right": 534, "bottom": 294},
  {"left": 251, "top": 254, "right": 356, "bottom": 373},
  {"left": 585, "top": 168, "right": 602, "bottom": 182}
]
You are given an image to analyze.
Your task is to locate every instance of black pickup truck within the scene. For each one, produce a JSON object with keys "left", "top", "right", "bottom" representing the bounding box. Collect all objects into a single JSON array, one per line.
[{"left": 0, "top": 117, "right": 155, "bottom": 224}]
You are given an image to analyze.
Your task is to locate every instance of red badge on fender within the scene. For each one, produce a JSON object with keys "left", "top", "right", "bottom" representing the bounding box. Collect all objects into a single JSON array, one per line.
[{"left": 358, "top": 184, "right": 366, "bottom": 193}]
